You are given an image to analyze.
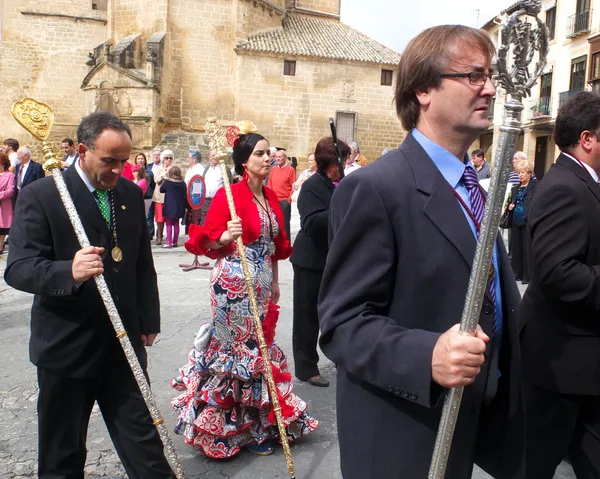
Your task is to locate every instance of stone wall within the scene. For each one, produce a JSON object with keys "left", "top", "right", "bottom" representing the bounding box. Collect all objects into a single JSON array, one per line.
[
  {"left": 0, "top": 0, "right": 107, "bottom": 155},
  {"left": 235, "top": 54, "right": 404, "bottom": 167},
  {"left": 294, "top": 0, "right": 340, "bottom": 16}
]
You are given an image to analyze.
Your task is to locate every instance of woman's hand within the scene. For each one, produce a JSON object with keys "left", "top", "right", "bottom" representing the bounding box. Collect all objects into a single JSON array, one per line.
[
  {"left": 508, "top": 204, "right": 515, "bottom": 211},
  {"left": 221, "top": 219, "right": 242, "bottom": 244},
  {"left": 270, "top": 281, "right": 281, "bottom": 304}
]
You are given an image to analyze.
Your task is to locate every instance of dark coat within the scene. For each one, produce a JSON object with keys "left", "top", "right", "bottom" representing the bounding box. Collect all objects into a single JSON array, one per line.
[
  {"left": 15, "top": 160, "right": 45, "bottom": 192},
  {"left": 509, "top": 178, "right": 538, "bottom": 225},
  {"left": 4, "top": 166, "right": 159, "bottom": 378},
  {"left": 318, "top": 133, "right": 525, "bottom": 479},
  {"left": 160, "top": 179, "right": 187, "bottom": 219},
  {"left": 290, "top": 171, "right": 334, "bottom": 270},
  {"left": 520, "top": 154, "right": 600, "bottom": 395}
]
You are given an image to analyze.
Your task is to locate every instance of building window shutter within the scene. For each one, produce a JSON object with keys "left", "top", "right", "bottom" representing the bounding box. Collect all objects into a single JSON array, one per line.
[
  {"left": 284, "top": 60, "right": 296, "bottom": 76},
  {"left": 336, "top": 112, "right": 356, "bottom": 144},
  {"left": 381, "top": 69, "right": 393, "bottom": 86}
]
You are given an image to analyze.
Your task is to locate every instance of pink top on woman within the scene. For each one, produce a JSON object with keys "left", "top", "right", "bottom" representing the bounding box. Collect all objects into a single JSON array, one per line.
[
  {"left": 0, "top": 171, "right": 16, "bottom": 228},
  {"left": 135, "top": 179, "right": 148, "bottom": 196}
]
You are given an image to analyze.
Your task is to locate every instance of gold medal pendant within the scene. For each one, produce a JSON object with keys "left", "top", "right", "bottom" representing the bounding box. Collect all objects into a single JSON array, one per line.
[{"left": 111, "top": 246, "right": 123, "bottom": 262}]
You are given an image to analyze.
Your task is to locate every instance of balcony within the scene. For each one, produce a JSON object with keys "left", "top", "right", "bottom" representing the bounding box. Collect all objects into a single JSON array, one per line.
[
  {"left": 567, "top": 9, "right": 592, "bottom": 38},
  {"left": 559, "top": 88, "right": 585, "bottom": 108},
  {"left": 528, "top": 97, "right": 553, "bottom": 121}
]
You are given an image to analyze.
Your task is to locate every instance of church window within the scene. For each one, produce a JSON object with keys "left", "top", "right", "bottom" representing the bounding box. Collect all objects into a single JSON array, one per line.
[{"left": 284, "top": 60, "right": 296, "bottom": 76}]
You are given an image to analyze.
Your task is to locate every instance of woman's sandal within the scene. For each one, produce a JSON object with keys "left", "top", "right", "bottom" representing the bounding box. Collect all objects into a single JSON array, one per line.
[{"left": 246, "top": 440, "right": 274, "bottom": 456}]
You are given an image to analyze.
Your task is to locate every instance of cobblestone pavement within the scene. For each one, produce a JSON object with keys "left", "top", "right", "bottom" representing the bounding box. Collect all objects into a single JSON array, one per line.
[{"left": 0, "top": 209, "right": 574, "bottom": 479}]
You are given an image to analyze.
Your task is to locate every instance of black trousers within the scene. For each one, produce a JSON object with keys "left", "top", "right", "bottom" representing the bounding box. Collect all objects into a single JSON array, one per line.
[
  {"left": 37, "top": 359, "right": 175, "bottom": 479},
  {"left": 524, "top": 381, "right": 600, "bottom": 479},
  {"left": 292, "top": 265, "right": 323, "bottom": 381},
  {"left": 509, "top": 225, "right": 530, "bottom": 281},
  {"left": 200, "top": 197, "right": 213, "bottom": 226},
  {"left": 146, "top": 201, "right": 155, "bottom": 239},
  {"left": 279, "top": 200, "right": 292, "bottom": 242}
]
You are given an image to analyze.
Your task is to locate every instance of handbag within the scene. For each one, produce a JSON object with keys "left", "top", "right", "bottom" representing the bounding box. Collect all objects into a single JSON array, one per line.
[{"left": 499, "top": 206, "right": 513, "bottom": 229}]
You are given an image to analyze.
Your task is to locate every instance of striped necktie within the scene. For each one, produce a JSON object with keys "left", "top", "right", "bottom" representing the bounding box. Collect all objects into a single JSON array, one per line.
[{"left": 461, "top": 166, "right": 498, "bottom": 336}]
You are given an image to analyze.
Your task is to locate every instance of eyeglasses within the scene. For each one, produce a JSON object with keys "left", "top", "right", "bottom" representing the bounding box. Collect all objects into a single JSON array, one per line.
[{"left": 440, "top": 71, "right": 492, "bottom": 86}]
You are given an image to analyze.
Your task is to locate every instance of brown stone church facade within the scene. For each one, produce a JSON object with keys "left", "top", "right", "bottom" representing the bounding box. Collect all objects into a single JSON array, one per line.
[{"left": 1, "top": 0, "right": 404, "bottom": 165}]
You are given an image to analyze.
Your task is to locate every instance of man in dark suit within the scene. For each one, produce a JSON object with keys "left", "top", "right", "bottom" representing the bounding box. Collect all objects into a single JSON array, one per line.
[
  {"left": 318, "top": 25, "right": 525, "bottom": 479},
  {"left": 520, "top": 91, "right": 600, "bottom": 477},
  {"left": 15, "top": 146, "right": 44, "bottom": 195},
  {"left": 4, "top": 112, "right": 175, "bottom": 478}
]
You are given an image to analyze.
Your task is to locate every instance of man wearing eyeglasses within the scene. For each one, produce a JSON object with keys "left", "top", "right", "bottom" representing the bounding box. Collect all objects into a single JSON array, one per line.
[{"left": 319, "top": 25, "right": 525, "bottom": 479}]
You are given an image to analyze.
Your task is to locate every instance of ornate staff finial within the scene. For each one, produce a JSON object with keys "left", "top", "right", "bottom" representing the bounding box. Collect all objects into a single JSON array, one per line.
[{"left": 496, "top": 0, "right": 548, "bottom": 101}]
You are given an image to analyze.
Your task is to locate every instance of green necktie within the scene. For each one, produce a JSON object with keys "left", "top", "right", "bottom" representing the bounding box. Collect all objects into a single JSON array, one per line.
[{"left": 93, "top": 189, "right": 110, "bottom": 225}]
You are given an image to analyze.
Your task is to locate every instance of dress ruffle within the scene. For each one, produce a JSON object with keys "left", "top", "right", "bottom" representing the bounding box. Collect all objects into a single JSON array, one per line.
[{"left": 171, "top": 302, "right": 318, "bottom": 459}]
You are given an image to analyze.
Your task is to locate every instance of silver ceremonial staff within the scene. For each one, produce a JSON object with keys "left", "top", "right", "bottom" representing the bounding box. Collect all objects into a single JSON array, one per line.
[
  {"left": 11, "top": 98, "right": 187, "bottom": 479},
  {"left": 428, "top": 2, "right": 548, "bottom": 477}
]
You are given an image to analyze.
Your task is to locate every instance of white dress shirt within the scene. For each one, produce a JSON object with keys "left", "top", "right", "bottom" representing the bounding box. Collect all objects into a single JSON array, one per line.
[
  {"left": 344, "top": 161, "right": 361, "bottom": 176},
  {"left": 204, "top": 164, "right": 224, "bottom": 198},
  {"left": 17, "top": 161, "right": 31, "bottom": 189},
  {"left": 563, "top": 153, "right": 600, "bottom": 182}
]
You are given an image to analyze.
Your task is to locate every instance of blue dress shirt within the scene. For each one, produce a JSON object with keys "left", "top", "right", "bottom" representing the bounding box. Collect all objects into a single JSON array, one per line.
[{"left": 412, "top": 129, "right": 503, "bottom": 343}]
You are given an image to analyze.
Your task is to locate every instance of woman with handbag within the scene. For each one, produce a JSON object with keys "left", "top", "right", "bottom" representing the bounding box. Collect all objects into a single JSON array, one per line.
[
  {"left": 508, "top": 160, "right": 538, "bottom": 284},
  {"left": 170, "top": 130, "right": 318, "bottom": 459}
]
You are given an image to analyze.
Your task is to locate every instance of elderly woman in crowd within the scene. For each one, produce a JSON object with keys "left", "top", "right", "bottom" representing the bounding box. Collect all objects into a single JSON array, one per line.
[
  {"left": 290, "top": 137, "right": 349, "bottom": 387},
  {"left": 0, "top": 153, "right": 15, "bottom": 254},
  {"left": 291, "top": 153, "right": 317, "bottom": 202},
  {"left": 508, "top": 160, "right": 538, "bottom": 284},
  {"left": 171, "top": 131, "right": 317, "bottom": 458},
  {"left": 151, "top": 149, "right": 174, "bottom": 245}
]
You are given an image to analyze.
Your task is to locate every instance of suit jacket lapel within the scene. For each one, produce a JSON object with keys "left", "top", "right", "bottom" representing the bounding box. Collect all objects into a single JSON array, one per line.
[
  {"left": 112, "top": 178, "right": 130, "bottom": 248},
  {"left": 401, "top": 133, "right": 497, "bottom": 304},
  {"left": 64, "top": 166, "right": 110, "bottom": 237},
  {"left": 401, "top": 134, "right": 477, "bottom": 268},
  {"left": 557, "top": 153, "right": 600, "bottom": 204},
  {"left": 22, "top": 163, "right": 34, "bottom": 186}
]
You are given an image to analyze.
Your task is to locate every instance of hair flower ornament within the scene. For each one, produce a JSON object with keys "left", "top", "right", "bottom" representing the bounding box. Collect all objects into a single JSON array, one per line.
[{"left": 225, "top": 120, "right": 258, "bottom": 147}]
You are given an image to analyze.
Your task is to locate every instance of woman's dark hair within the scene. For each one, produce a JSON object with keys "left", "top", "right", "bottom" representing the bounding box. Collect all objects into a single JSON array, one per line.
[
  {"left": 136, "top": 165, "right": 149, "bottom": 183},
  {"left": 314, "top": 137, "right": 350, "bottom": 171},
  {"left": 554, "top": 91, "right": 600, "bottom": 150},
  {"left": 0, "top": 153, "right": 10, "bottom": 171},
  {"left": 232, "top": 133, "right": 266, "bottom": 176},
  {"left": 135, "top": 152, "right": 147, "bottom": 168}
]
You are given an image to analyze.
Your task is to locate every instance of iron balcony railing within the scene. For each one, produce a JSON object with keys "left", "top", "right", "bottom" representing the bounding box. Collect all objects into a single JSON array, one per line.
[
  {"left": 529, "top": 97, "right": 553, "bottom": 121},
  {"left": 567, "top": 9, "right": 592, "bottom": 37},
  {"left": 559, "top": 88, "right": 585, "bottom": 108}
]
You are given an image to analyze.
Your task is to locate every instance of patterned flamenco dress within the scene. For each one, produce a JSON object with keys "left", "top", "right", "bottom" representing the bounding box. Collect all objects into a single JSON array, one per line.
[{"left": 171, "top": 181, "right": 318, "bottom": 459}]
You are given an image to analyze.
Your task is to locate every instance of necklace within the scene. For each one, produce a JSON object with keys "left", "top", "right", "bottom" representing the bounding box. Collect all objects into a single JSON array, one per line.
[
  {"left": 253, "top": 189, "right": 273, "bottom": 237},
  {"left": 108, "top": 190, "right": 123, "bottom": 262}
]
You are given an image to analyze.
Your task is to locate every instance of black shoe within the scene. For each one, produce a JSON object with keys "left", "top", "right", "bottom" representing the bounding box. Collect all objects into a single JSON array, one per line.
[{"left": 307, "top": 375, "right": 329, "bottom": 387}]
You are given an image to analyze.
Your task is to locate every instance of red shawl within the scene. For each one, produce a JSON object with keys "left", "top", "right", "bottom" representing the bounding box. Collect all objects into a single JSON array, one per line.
[{"left": 185, "top": 180, "right": 292, "bottom": 261}]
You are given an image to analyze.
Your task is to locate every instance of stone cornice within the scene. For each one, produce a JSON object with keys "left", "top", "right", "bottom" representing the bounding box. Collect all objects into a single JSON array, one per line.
[{"left": 21, "top": 10, "right": 107, "bottom": 24}]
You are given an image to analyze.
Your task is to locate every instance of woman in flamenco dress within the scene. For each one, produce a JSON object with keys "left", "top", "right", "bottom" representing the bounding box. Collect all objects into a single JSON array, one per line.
[{"left": 171, "top": 131, "right": 318, "bottom": 458}]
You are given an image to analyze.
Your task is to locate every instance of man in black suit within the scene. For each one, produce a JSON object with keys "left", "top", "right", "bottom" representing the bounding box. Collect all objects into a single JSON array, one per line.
[
  {"left": 4, "top": 112, "right": 175, "bottom": 478},
  {"left": 15, "top": 146, "right": 44, "bottom": 195},
  {"left": 520, "top": 91, "right": 600, "bottom": 477},
  {"left": 318, "top": 25, "right": 525, "bottom": 479}
]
